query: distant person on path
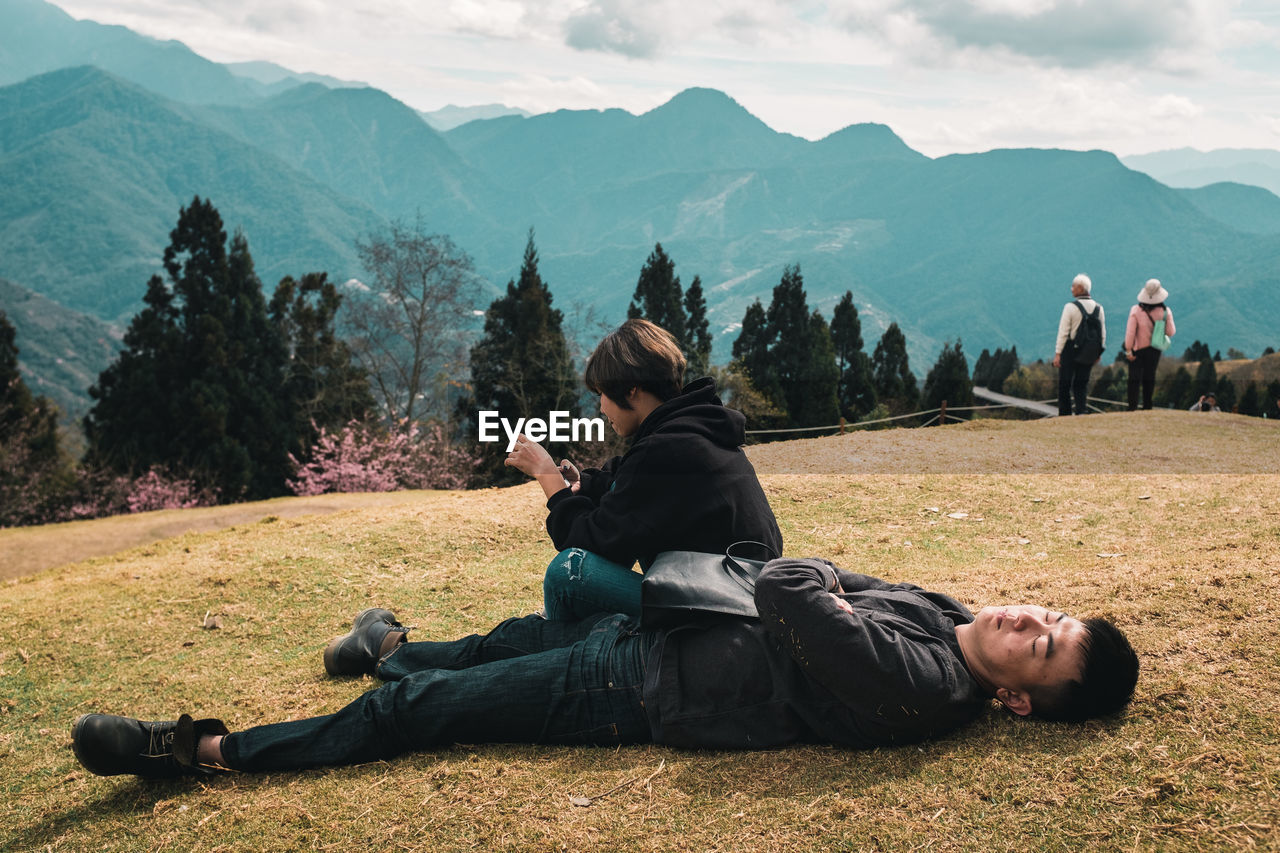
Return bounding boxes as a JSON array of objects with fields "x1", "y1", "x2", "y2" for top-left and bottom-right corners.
[
  {"x1": 502, "y1": 318, "x2": 782, "y2": 622},
  {"x1": 1190, "y1": 393, "x2": 1220, "y2": 412},
  {"x1": 1053, "y1": 274, "x2": 1106, "y2": 416},
  {"x1": 72, "y1": 557, "x2": 1140, "y2": 779},
  {"x1": 1124, "y1": 279, "x2": 1176, "y2": 411}
]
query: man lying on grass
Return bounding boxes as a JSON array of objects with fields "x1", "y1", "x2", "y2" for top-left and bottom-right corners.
[{"x1": 72, "y1": 558, "x2": 1139, "y2": 778}]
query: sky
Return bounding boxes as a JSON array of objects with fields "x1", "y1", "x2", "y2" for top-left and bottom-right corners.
[{"x1": 53, "y1": 0, "x2": 1280, "y2": 157}]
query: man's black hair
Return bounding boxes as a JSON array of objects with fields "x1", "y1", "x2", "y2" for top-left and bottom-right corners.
[{"x1": 1030, "y1": 619, "x2": 1139, "y2": 723}]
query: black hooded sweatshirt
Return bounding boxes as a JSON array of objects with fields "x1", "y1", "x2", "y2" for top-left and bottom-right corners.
[{"x1": 545, "y1": 378, "x2": 783, "y2": 569}]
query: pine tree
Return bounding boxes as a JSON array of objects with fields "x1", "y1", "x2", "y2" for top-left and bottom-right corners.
[
  {"x1": 468, "y1": 232, "x2": 579, "y2": 485},
  {"x1": 683, "y1": 276, "x2": 712, "y2": 380},
  {"x1": 1156, "y1": 366, "x2": 1193, "y2": 409},
  {"x1": 1182, "y1": 340, "x2": 1211, "y2": 362},
  {"x1": 871, "y1": 323, "x2": 919, "y2": 414},
  {"x1": 830, "y1": 291, "x2": 876, "y2": 418},
  {"x1": 0, "y1": 310, "x2": 70, "y2": 526},
  {"x1": 765, "y1": 264, "x2": 818, "y2": 425},
  {"x1": 731, "y1": 299, "x2": 779, "y2": 406},
  {"x1": 628, "y1": 243, "x2": 686, "y2": 349},
  {"x1": 790, "y1": 310, "x2": 841, "y2": 427},
  {"x1": 86, "y1": 197, "x2": 293, "y2": 501},
  {"x1": 993, "y1": 347, "x2": 1019, "y2": 393},
  {"x1": 1214, "y1": 377, "x2": 1237, "y2": 411},
  {"x1": 270, "y1": 272, "x2": 375, "y2": 459},
  {"x1": 973, "y1": 349, "x2": 993, "y2": 388},
  {"x1": 1238, "y1": 381, "x2": 1263, "y2": 417},
  {"x1": 922, "y1": 339, "x2": 974, "y2": 422},
  {"x1": 1192, "y1": 358, "x2": 1218, "y2": 400},
  {"x1": 1267, "y1": 380, "x2": 1280, "y2": 418}
]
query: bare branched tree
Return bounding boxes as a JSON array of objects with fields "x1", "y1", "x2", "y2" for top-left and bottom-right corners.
[{"x1": 344, "y1": 219, "x2": 480, "y2": 425}]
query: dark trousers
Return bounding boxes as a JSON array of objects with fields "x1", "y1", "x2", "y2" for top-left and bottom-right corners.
[
  {"x1": 219, "y1": 613, "x2": 656, "y2": 772},
  {"x1": 1127, "y1": 347, "x2": 1162, "y2": 410},
  {"x1": 1057, "y1": 345, "x2": 1093, "y2": 415}
]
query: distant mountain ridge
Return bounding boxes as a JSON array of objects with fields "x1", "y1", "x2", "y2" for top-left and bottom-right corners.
[
  {"x1": 1123, "y1": 148, "x2": 1280, "y2": 197},
  {"x1": 0, "y1": 0, "x2": 256, "y2": 104}
]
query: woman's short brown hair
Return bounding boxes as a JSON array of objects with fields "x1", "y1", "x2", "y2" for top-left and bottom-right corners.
[{"x1": 584, "y1": 318, "x2": 686, "y2": 409}]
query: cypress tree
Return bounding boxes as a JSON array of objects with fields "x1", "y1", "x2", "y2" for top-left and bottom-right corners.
[
  {"x1": 1214, "y1": 376, "x2": 1237, "y2": 412},
  {"x1": 0, "y1": 310, "x2": 69, "y2": 526},
  {"x1": 973, "y1": 349, "x2": 993, "y2": 388},
  {"x1": 269, "y1": 272, "x2": 375, "y2": 459},
  {"x1": 468, "y1": 232, "x2": 579, "y2": 485},
  {"x1": 628, "y1": 243, "x2": 686, "y2": 348},
  {"x1": 1156, "y1": 366, "x2": 1193, "y2": 409},
  {"x1": 731, "y1": 299, "x2": 779, "y2": 406},
  {"x1": 871, "y1": 323, "x2": 919, "y2": 414},
  {"x1": 1238, "y1": 381, "x2": 1263, "y2": 417},
  {"x1": 830, "y1": 291, "x2": 876, "y2": 419},
  {"x1": 86, "y1": 197, "x2": 293, "y2": 501},
  {"x1": 922, "y1": 339, "x2": 974, "y2": 421},
  {"x1": 1182, "y1": 340, "x2": 1211, "y2": 362},
  {"x1": 765, "y1": 264, "x2": 814, "y2": 425},
  {"x1": 790, "y1": 309, "x2": 841, "y2": 428},
  {"x1": 683, "y1": 275, "x2": 712, "y2": 380},
  {"x1": 1192, "y1": 358, "x2": 1218, "y2": 400}
]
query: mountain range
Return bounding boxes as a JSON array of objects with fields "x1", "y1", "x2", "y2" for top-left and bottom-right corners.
[{"x1": 2, "y1": 0, "x2": 1279, "y2": 420}]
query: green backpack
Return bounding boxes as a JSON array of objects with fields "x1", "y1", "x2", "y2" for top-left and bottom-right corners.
[{"x1": 1149, "y1": 307, "x2": 1171, "y2": 352}]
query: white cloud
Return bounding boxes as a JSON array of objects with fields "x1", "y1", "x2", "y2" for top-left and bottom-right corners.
[
  {"x1": 832, "y1": 0, "x2": 1226, "y2": 70},
  {"x1": 564, "y1": 0, "x2": 664, "y2": 58}
]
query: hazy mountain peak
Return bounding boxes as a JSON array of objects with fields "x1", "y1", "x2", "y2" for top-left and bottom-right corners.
[
  {"x1": 645, "y1": 87, "x2": 763, "y2": 126},
  {"x1": 814, "y1": 122, "x2": 925, "y2": 161},
  {"x1": 421, "y1": 103, "x2": 531, "y2": 131}
]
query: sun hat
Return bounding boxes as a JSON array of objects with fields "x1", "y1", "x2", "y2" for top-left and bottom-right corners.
[{"x1": 1137, "y1": 278, "x2": 1169, "y2": 304}]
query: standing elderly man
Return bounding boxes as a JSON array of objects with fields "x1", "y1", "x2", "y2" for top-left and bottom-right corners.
[{"x1": 1052, "y1": 273, "x2": 1106, "y2": 416}]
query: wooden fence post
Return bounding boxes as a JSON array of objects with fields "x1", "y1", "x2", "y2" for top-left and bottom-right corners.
[{"x1": 940, "y1": 400, "x2": 947, "y2": 424}]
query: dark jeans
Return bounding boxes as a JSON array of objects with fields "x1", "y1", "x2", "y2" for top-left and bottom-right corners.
[
  {"x1": 219, "y1": 613, "x2": 656, "y2": 773},
  {"x1": 543, "y1": 548, "x2": 642, "y2": 621},
  {"x1": 1058, "y1": 344, "x2": 1093, "y2": 415},
  {"x1": 1127, "y1": 347, "x2": 1161, "y2": 410}
]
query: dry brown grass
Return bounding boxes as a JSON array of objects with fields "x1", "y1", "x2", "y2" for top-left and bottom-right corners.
[{"x1": 2, "y1": 410, "x2": 1278, "y2": 851}]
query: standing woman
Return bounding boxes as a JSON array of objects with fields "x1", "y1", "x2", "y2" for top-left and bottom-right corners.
[
  {"x1": 504, "y1": 318, "x2": 783, "y2": 621},
  {"x1": 1124, "y1": 279, "x2": 1176, "y2": 411}
]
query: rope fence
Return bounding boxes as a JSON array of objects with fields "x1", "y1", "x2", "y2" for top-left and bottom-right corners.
[{"x1": 743, "y1": 396, "x2": 1134, "y2": 436}]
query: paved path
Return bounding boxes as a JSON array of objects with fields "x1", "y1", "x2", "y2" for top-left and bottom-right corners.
[{"x1": 972, "y1": 385, "x2": 1059, "y2": 417}]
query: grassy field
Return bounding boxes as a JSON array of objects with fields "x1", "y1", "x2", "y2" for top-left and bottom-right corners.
[{"x1": 2, "y1": 411, "x2": 1278, "y2": 851}]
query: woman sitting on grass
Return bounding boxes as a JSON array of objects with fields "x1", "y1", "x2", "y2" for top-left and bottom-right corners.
[{"x1": 500, "y1": 317, "x2": 782, "y2": 623}]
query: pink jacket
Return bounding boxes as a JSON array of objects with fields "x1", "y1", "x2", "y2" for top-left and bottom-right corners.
[{"x1": 1125, "y1": 304, "x2": 1175, "y2": 352}]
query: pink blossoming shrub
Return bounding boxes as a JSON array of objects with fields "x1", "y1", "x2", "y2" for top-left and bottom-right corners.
[
  {"x1": 125, "y1": 468, "x2": 214, "y2": 513},
  {"x1": 287, "y1": 420, "x2": 478, "y2": 496}
]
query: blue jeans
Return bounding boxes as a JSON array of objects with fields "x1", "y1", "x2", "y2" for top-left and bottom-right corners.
[
  {"x1": 219, "y1": 613, "x2": 656, "y2": 772},
  {"x1": 543, "y1": 548, "x2": 643, "y2": 621}
]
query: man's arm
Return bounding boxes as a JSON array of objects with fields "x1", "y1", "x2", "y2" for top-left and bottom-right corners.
[{"x1": 754, "y1": 558, "x2": 956, "y2": 714}]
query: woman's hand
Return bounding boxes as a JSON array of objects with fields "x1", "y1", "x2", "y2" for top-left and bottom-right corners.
[
  {"x1": 504, "y1": 435, "x2": 570, "y2": 498},
  {"x1": 559, "y1": 460, "x2": 581, "y2": 493}
]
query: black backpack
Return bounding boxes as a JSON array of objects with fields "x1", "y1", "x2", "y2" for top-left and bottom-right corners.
[{"x1": 1072, "y1": 300, "x2": 1103, "y2": 365}]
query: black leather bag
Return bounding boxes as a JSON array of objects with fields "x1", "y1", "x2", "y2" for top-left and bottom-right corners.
[{"x1": 640, "y1": 541, "x2": 779, "y2": 628}]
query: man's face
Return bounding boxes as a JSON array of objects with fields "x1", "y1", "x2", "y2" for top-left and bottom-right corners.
[{"x1": 967, "y1": 605, "x2": 1087, "y2": 707}]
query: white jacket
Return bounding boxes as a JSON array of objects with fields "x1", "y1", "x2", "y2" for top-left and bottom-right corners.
[{"x1": 1055, "y1": 298, "x2": 1106, "y2": 355}]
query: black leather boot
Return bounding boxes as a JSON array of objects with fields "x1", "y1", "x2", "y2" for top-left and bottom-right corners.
[
  {"x1": 72, "y1": 713, "x2": 230, "y2": 778},
  {"x1": 322, "y1": 608, "x2": 411, "y2": 677}
]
